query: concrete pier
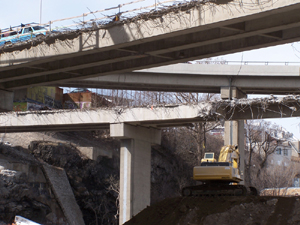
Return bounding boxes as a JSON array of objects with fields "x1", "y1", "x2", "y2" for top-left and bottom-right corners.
[
  {"x1": 0, "y1": 89, "x2": 13, "y2": 112},
  {"x1": 221, "y1": 87, "x2": 246, "y2": 183},
  {"x1": 110, "y1": 123, "x2": 161, "y2": 224}
]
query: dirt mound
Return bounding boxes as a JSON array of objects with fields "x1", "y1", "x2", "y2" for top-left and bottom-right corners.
[{"x1": 125, "y1": 196, "x2": 300, "y2": 225}]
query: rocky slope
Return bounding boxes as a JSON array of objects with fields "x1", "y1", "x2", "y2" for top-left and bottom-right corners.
[
  {"x1": 0, "y1": 131, "x2": 192, "y2": 224},
  {"x1": 0, "y1": 144, "x2": 68, "y2": 224}
]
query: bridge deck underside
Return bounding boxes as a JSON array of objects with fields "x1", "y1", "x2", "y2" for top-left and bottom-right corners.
[
  {"x1": 1, "y1": 1, "x2": 300, "y2": 90},
  {"x1": 57, "y1": 72, "x2": 300, "y2": 95}
]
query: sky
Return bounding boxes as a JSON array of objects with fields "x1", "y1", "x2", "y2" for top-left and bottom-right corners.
[
  {"x1": 1, "y1": 0, "x2": 300, "y2": 138},
  {"x1": 0, "y1": 0, "x2": 169, "y2": 29},
  {"x1": 214, "y1": 44, "x2": 300, "y2": 139}
]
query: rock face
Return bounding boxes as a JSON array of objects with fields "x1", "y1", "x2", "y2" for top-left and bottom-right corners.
[
  {"x1": 0, "y1": 144, "x2": 68, "y2": 224},
  {"x1": 29, "y1": 141, "x2": 120, "y2": 225},
  {"x1": 29, "y1": 141, "x2": 192, "y2": 224},
  {"x1": 0, "y1": 134, "x2": 197, "y2": 224},
  {"x1": 124, "y1": 196, "x2": 300, "y2": 225},
  {"x1": 151, "y1": 145, "x2": 194, "y2": 204}
]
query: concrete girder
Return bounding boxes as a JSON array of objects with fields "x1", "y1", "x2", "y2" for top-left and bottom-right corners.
[
  {"x1": 161, "y1": 30, "x2": 300, "y2": 60},
  {"x1": 0, "y1": 124, "x2": 110, "y2": 133},
  {"x1": 122, "y1": 9, "x2": 300, "y2": 56},
  {"x1": 56, "y1": 67, "x2": 300, "y2": 95},
  {"x1": 3, "y1": 55, "x2": 167, "y2": 89},
  {"x1": 0, "y1": 51, "x2": 144, "y2": 83},
  {"x1": 2, "y1": 1, "x2": 300, "y2": 89}
]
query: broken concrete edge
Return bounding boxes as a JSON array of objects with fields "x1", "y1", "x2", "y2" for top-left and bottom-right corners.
[
  {"x1": 1, "y1": 94, "x2": 298, "y2": 116},
  {"x1": 0, "y1": 0, "x2": 229, "y2": 54},
  {"x1": 41, "y1": 164, "x2": 85, "y2": 225}
]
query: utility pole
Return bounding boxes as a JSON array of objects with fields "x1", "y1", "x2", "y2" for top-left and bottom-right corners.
[{"x1": 40, "y1": 0, "x2": 42, "y2": 24}]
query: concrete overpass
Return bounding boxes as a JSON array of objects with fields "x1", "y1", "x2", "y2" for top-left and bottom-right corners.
[
  {"x1": 57, "y1": 64, "x2": 300, "y2": 95},
  {"x1": 1, "y1": 95, "x2": 300, "y2": 223},
  {"x1": 2, "y1": 0, "x2": 300, "y2": 223},
  {"x1": 2, "y1": 63, "x2": 300, "y2": 112},
  {"x1": 1, "y1": 96, "x2": 300, "y2": 133},
  {"x1": 1, "y1": 0, "x2": 300, "y2": 91},
  {"x1": 1, "y1": 91, "x2": 300, "y2": 224}
]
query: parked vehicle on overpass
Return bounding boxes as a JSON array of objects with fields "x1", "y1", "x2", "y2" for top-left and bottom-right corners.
[{"x1": 0, "y1": 23, "x2": 49, "y2": 47}]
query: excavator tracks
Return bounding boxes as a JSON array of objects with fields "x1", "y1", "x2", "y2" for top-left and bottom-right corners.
[{"x1": 182, "y1": 184, "x2": 257, "y2": 197}]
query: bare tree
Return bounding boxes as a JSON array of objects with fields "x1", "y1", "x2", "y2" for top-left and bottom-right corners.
[
  {"x1": 245, "y1": 120, "x2": 282, "y2": 186},
  {"x1": 254, "y1": 162, "x2": 300, "y2": 193}
]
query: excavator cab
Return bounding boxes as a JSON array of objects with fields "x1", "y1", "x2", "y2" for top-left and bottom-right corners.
[
  {"x1": 194, "y1": 145, "x2": 242, "y2": 183},
  {"x1": 201, "y1": 152, "x2": 217, "y2": 163}
]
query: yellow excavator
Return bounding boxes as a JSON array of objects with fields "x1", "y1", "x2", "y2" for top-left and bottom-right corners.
[{"x1": 182, "y1": 145, "x2": 257, "y2": 196}]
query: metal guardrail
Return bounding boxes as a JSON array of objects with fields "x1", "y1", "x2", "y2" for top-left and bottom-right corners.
[{"x1": 193, "y1": 60, "x2": 300, "y2": 65}]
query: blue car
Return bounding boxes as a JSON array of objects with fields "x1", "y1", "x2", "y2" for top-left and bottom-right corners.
[{"x1": 0, "y1": 24, "x2": 49, "y2": 47}]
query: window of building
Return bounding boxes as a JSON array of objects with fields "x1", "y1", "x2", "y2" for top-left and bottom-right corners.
[
  {"x1": 276, "y1": 148, "x2": 282, "y2": 155},
  {"x1": 294, "y1": 178, "x2": 300, "y2": 187},
  {"x1": 284, "y1": 149, "x2": 288, "y2": 156}
]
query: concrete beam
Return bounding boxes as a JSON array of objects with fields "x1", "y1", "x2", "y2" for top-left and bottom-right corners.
[
  {"x1": 221, "y1": 87, "x2": 247, "y2": 99},
  {"x1": 55, "y1": 64, "x2": 300, "y2": 95},
  {"x1": 0, "y1": 89, "x2": 13, "y2": 112},
  {"x1": 110, "y1": 123, "x2": 161, "y2": 144},
  {"x1": 110, "y1": 123, "x2": 161, "y2": 224}
]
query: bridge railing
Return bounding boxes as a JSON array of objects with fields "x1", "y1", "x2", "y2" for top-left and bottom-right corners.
[
  {"x1": 193, "y1": 60, "x2": 300, "y2": 66},
  {"x1": 1, "y1": 0, "x2": 193, "y2": 40}
]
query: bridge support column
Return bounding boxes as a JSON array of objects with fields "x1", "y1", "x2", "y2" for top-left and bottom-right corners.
[
  {"x1": 221, "y1": 87, "x2": 246, "y2": 184},
  {"x1": 0, "y1": 89, "x2": 14, "y2": 112},
  {"x1": 110, "y1": 123, "x2": 161, "y2": 225}
]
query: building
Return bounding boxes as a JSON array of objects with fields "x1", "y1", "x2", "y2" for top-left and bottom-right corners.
[
  {"x1": 268, "y1": 140, "x2": 300, "y2": 187},
  {"x1": 13, "y1": 86, "x2": 63, "y2": 111},
  {"x1": 63, "y1": 88, "x2": 112, "y2": 109}
]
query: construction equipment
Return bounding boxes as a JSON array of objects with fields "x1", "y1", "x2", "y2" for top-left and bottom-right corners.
[{"x1": 182, "y1": 145, "x2": 257, "y2": 196}]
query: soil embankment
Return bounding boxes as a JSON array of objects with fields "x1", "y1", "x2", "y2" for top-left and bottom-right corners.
[{"x1": 125, "y1": 196, "x2": 300, "y2": 225}]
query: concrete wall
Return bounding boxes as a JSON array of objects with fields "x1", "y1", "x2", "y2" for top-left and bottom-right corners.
[{"x1": 77, "y1": 146, "x2": 112, "y2": 159}]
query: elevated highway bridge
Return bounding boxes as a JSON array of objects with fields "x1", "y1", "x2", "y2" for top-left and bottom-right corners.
[
  {"x1": 58, "y1": 64, "x2": 300, "y2": 95},
  {"x1": 1, "y1": 94, "x2": 300, "y2": 224},
  {"x1": 1, "y1": 96, "x2": 300, "y2": 133},
  {"x1": 2, "y1": 1, "x2": 300, "y2": 224},
  {"x1": 1, "y1": 0, "x2": 300, "y2": 90}
]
